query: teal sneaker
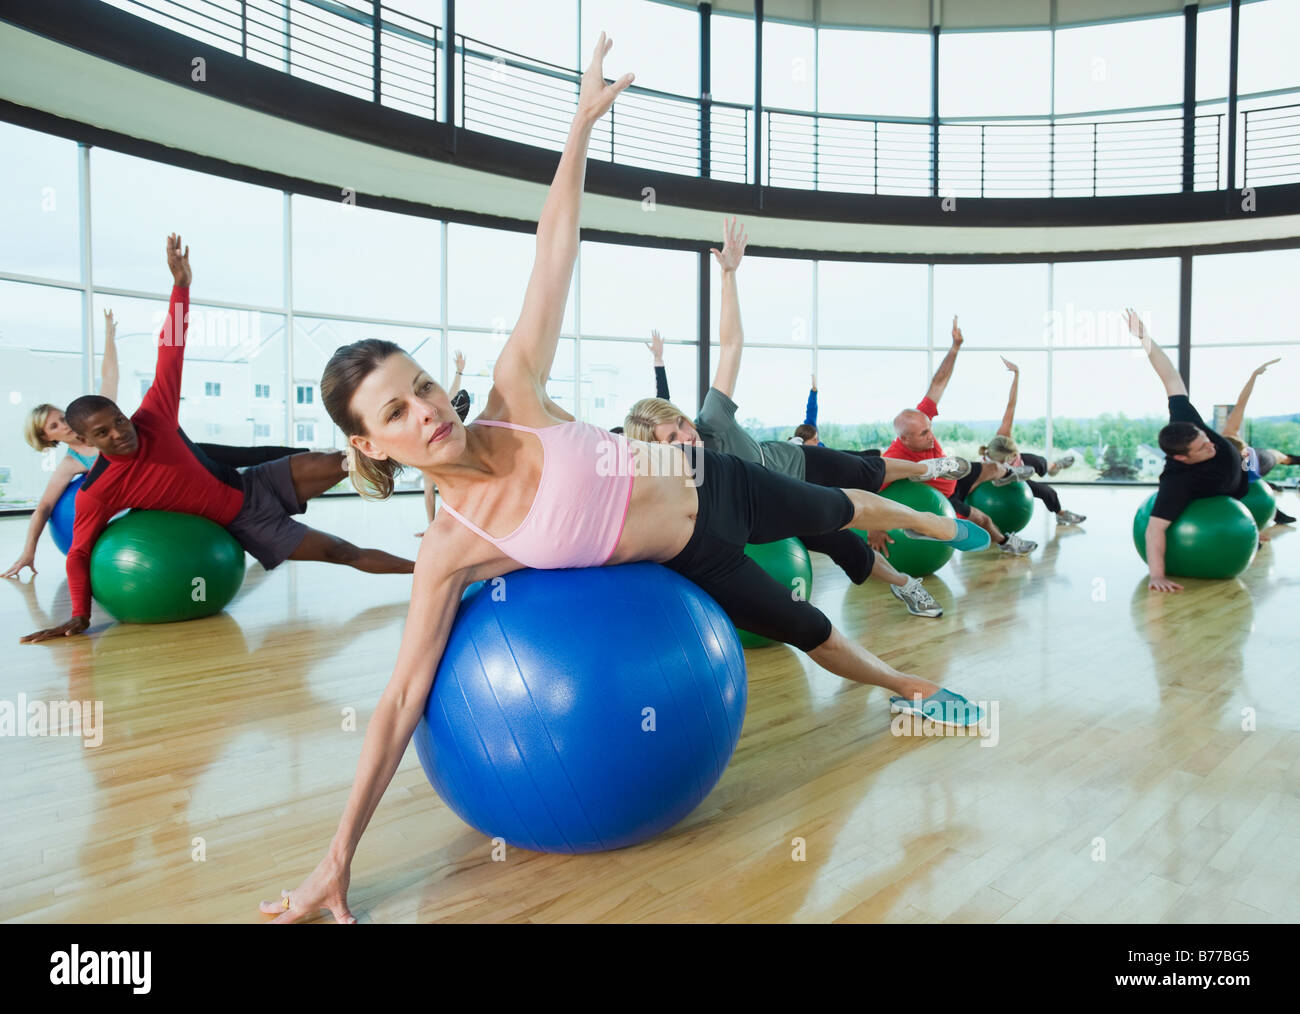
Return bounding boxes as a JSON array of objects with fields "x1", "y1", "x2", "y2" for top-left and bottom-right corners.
[
  {"x1": 900, "y1": 517, "x2": 991, "y2": 552},
  {"x1": 889, "y1": 688, "x2": 984, "y2": 729}
]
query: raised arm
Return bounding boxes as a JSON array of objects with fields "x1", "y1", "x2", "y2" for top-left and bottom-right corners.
[
  {"x1": 100, "y1": 309, "x2": 119, "y2": 404},
  {"x1": 709, "y1": 217, "x2": 748, "y2": 400},
  {"x1": 996, "y1": 357, "x2": 1019, "y2": 438},
  {"x1": 492, "y1": 35, "x2": 632, "y2": 416},
  {"x1": 925, "y1": 316, "x2": 964, "y2": 405},
  {"x1": 1223, "y1": 358, "x2": 1281, "y2": 438},
  {"x1": 648, "y1": 330, "x2": 670, "y2": 400},
  {"x1": 804, "y1": 374, "x2": 817, "y2": 427},
  {"x1": 138, "y1": 234, "x2": 193, "y2": 423},
  {"x1": 262, "y1": 544, "x2": 480, "y2": 922},
  {"x1": 446, "y1": 349, "x2": 465, "y2": 397},
  {"x1": 1125, "y1": 308, "x2": 1186, "y2": 399}
]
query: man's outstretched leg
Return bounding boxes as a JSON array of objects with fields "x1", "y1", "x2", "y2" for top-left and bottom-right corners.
[
  {"x1": 288, "y1": 450, "x2": 350, "y2": 502},
  {"x1": 289, "y1": 529, "x2": 414, "y2": 574}
]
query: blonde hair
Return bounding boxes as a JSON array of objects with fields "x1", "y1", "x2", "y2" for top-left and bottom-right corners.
[
  {"x1": 24, "y1": 404, "x2": 60, "y2": 453},
  {"x1": 982, "y1": 434, "x2": 1019, "y2": 463},
  {"x1": 623, "y1": 397, "x2": 689, "y2": 443}
]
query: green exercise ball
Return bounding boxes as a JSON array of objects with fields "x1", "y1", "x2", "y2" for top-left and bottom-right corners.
[
  {"x1": 1241, "y1": 479, "x2": 1277, "y2": 530},
  {"x1": 968, "y1": 480, "x2": 1035, "y2": 534},
  {"x1": 89, "y1": 511, "x2": 246, "y2": 624},
  {"x1": 1132, "y1": 493, "x2": 1257, "y2": 580},
  {"x1": 854, "y1": 481, "x2": 956, "y2": 578},
  {"x1": 736, "y1": 538, "x2": 813, "y2": 649}
]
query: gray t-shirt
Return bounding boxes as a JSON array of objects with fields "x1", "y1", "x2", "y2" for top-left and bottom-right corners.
[{"x1": 695, "y1": 387, "x2": 806, "y2": 480}]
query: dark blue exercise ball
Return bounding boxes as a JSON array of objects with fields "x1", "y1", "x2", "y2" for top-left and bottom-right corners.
[
  {"x1": 413, "y1": 563, "x2": 748, "y2": 854},
  {"x1": 49, "y1": 474, "x2": 85, "y2": 555}
]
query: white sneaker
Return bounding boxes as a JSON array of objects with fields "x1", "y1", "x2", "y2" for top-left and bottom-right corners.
[
  {"x1": 890, "y1": 577, "x2": 943, "y2": 617},
  {"x1": 992, "y1": 464, "x2": 1036, "y2": 487},
  {"x1": 1049, "y1": 454, "x2": 1075, "y2": 475},
  {"x1": 998, "y1": 533, "x2": 1037, "y2": 555},
  {"x1": 1055, "y1": 509, "x2": 1086, "y2": 525},
  {"x1": 911, "y1": 456, "x2": 971, "y2": 482}
]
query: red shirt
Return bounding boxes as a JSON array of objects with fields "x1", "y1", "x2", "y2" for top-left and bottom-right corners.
[
  {"x1": 68, "y1": 286, "x2": 246, "y2": 617},
  {"x1": 882, "y1": 396, "x2": 955, "y2": 496}
]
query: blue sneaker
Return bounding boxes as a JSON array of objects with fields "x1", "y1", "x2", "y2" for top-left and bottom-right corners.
[
  {"x1": 900, "y1": 518, "x2": 991, "y2": 552},
  {"x1": 889, "y1": 688, "x2": 984, "y2": 729}
]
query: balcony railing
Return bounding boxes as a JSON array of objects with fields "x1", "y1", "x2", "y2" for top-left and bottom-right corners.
[{"x1": 94, "y1": 0, "x2": 1300, "y2": 197}]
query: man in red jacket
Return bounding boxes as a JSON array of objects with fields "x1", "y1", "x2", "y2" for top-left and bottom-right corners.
[
  {"x1": 22, "y1": 234, "x2": 414, "y2": 644},
  {"x1": 879, "y1": 315, "x2": 1038, "y2": 557}
]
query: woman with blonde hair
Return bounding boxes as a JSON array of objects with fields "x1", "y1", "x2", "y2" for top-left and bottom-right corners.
[
  {"x1": 979, "y1": 357, "x2": 1085, "y2": 527},
  {"x1": 1219, "y1": 358, "x2": 1296, "y2": 525},
  {"x1": 263, "y1": 37, "x2": 987, "y2": 923}
]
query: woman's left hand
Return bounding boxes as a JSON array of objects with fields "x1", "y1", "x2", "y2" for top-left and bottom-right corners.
[{"x1": 576, "y1": 33, "x2": 634, "y2": 126}]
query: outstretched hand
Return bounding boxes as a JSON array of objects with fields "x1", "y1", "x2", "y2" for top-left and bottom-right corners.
[
  {"x1": 166, "y1": 233, "x2": 192, "y2": 287},
  {"x1": 454, "y1": 349, "x2": 466, "y2": 374},
  {"x1": 646, "y1": 329, "x2": 665, "y2": 363},
  {"x1": 1000, "y1": 356, "x2": 1018, "y2": 373},
  {"x1": 103, "y1": 308, "x2": 116, "y2": 338},
  {"x1": 709, "y1": 216, "x2": 747, "y2": 273},
  {"x1": 951, "y1": 316, "x2": 964, "y2": 347},
  {"x1": 20, "y1": 615, "x2": 90, "y2": 644},
  {"x1": 1123, "y1": 308, "x2": 1151, "y2": 347},
  {"x1": 1253, "y1": 357, "x2": 1281, "y2": 376},
  {"x1": 260, "y1": 856, "x2": 356, "y2": 925},
  {"x1": 576, "y1": 33, "x2": 634, "y2": 127}
]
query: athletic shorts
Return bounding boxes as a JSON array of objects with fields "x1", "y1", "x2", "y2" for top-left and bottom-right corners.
[{"x1": 225, "y1": 456, "x2": 310, "y2": 569}]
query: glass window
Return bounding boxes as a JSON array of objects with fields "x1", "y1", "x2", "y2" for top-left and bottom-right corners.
[
  {"x1": 814, "y1": 350, "x2": 930, "y2": 451},
  {"x1": 296, "y1": 421, "x2": 315, "y2": 443},
  {"x1": 932, "y1": 350, "x2": 1049, "y2": 465},
  {"x1": 1238, "y1": 0, "x2": 1300, "y2": 96},
  {"x1": 710, "y1": 11, "x2": 754, "y2": 106},
  {"x1": 0, "y1": 281, "x2": 83, "y2": 508},
  {"x1": 1051, "y1": 349, "x2": 1171, "y2": 480},
  {"x1": 940, "y1": 31, "x2": 1051, "y2": 119},
  {"x1": 932, "y1": 264, "x2": 1051, "y2": 348},
  {"x1": 1051, "y1": 258, "x2": 1181, "y2": 352},
  {"x1": 205, "y1": 381, "x2": 222, "y2": 397},
  {"x1": 1192, "y1": 249, "x2": 1300, "y2": 345},
  {"x1": 91, "y1": 150, "x2": 283, "y2": 307},
  {"x1": 709, "y1": 257, "x2": 813, "y2": 345},
  {"x1": 1196, "y1": 5, "x2": 1231, "y2": 103},
  {"x1": 712, "y1": 346, "x2": 814, "y2": 433},
  {"x1": 582, "y1": 0, "x2": 697, "y2": 97},
  {"x1": 579, "y1": 242, "x2": 695, "y2": 340},
  {"x1": 292, "y1": 196, "x2": 439, "y2": 322},
  {"x1": 447, "y1": 224, "x2": 576, "y2": 334},
  {"x1": 761, "y1": 20, "x2": 816, "y2": 112},
  {"x1": 817, "y1": 261, "x2": 929, "y2": 347},
  {"x1": 458, "y1": 0, "x2": 575, "y2": 68},
  {"x1": 0, "y1": 122, "x2": 81, "y2": 283},
  {"x1": 1054, "y1": 16, "x2": 1184, "y2": 116},
  {"x1": 578, "y1": 336, "x2": 698, "y2": 429},
  {"x1": 818, "y1": 28, "x2": 931, "y2": 119}
]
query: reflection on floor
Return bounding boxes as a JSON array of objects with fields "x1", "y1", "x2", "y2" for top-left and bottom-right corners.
[{"x1": 2, "y1": 485, "x2": 1298, "y2": 923}]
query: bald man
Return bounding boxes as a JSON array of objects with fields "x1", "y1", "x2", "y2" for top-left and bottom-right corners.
[{"x1": 878, "y1": 316, "x2": 1038, "y2": 556}]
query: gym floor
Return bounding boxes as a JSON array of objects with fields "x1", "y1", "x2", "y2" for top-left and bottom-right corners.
[{"x1": 2, "y1": 484, "x2": 1298, "y2": 923}]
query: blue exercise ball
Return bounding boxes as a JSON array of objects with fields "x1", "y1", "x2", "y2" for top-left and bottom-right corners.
[
  {"x1": 413, "y1": 563, "x2": 748, "y2": 854},
  {"x1": 49, "y1": 474, "x2": 85, "y2": 555}
]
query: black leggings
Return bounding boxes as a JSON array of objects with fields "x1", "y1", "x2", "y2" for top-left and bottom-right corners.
[
  {"x1": 1020, "y1": 452, "x2": 1061, "y2": 513},
  {"x1": 800, "y1": 444, "x2": 888, "y2": 493},
  {"x1": 665, "y1": 448, "x2": 854, "y2": 652},
  {"x1": 197, "y1": 444, "x2": 304, "y2": 468}
]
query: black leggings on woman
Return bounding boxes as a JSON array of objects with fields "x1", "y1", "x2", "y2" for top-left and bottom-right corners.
[
  {"x1": 196, "y1": 444, "x2": 304, "y2": 468},
  {"x1": 1020, "y1": 452, "x2": 1061, "y2": 514},
  {"x1": 664, "y1": 447, "x2": 854, "y2": 652},
  {"x1": 794, "y1": 444, "x2": 885, "y2": 583}
]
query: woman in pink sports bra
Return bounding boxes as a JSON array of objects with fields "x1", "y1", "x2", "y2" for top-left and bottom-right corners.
[{"x1": 261, "y1": 36, "x2": 986, "y2": 924}]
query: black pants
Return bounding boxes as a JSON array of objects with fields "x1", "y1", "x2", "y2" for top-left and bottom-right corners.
[
  {"x1": 665, "y1": 448, "x2": 854, "y2": 652},
  {"x1": 197, "y1": 444, "x2": 304, "y2": 468},
  {"x1": 1020, "y1": 452, "x2": 1061, "y2": 513},
  {"x1": 801, "y1": 444, "x2": 888, "y2": 492}
]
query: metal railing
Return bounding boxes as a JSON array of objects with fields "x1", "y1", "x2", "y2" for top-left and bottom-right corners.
[{"x1": 94, "y1": 0, "x2": 1300, "y2": 196}]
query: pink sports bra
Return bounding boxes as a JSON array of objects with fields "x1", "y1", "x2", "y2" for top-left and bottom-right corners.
[{"x1": 439, "y1": 419, "x2": 636, "y2": 570}]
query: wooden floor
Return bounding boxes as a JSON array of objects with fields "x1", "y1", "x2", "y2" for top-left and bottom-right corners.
[{"x1": 3, "y1": 485, "x2": 1299, "y2": 923}]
